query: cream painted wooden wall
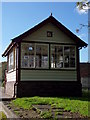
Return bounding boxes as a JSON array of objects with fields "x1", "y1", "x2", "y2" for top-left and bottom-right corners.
[
  {"x1": 23, "y1": 23, "x2": 76, "y2": 44},
  {"x1": 7, "y1": 71, "x2": 16, "y2": 82}
]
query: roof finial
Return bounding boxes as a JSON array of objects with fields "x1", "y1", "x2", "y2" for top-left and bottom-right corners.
[{"x1": 51, "y1": 13, "x2": 52, "y2": 16}]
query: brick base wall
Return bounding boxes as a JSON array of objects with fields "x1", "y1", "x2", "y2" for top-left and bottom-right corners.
[
  {"x1": 5, "y1": 81, "x2": 15, "y2": 97},
  {"x1": 17, "y1": 81, "x2": 82, "y2": 97}
]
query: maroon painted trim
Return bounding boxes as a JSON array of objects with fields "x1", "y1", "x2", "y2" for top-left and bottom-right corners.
[
  {"x1": 21, "y1": 40, "x2": 77, "y2": 45},
  {"x1": 16, "y1": 43, "x2": 21, "y2": 83},
  {"x1": 16, "y1": 44, "x2": 18, "y2": 83},
  {"x1": 21, "y1": 68, "x2": 76, "y2": 71},
  {"x1": 2, "y1": 42, "x2": 16, "y2": 57},
  {"x1": 12, "y1": 16, "x2": 87, "y2": 47},
  {"x1": 2, "y1": 16, "x2": 87, "y2": 57},
  {"x1": 7, "y1": 55, "x2": 9, "y2": 72},
  {"x1": 18, "y1": 43, "x2": 21, "y2": 83},
  {"x1": 76, "y1": 46, "x2": 81, "y2": 83},
  {"x1": 17, "y1": 81, "x2": 79, "y2": 83}
]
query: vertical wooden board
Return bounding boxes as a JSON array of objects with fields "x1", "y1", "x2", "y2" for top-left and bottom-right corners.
[{"x1": 7, "y1": 71, "x2": 16, "y2": 82}]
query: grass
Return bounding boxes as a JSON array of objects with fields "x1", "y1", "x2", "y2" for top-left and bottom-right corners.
[
  {"x1": 12, "y1": 90, "x2": 90, "y2": 118},
  {"x1": 13, "y1": 110, "x2": 19, "y2": 115},
  {"x1": 40, "y1": 111, "x2": 53, "y2": 119},
  {"x1": 0, "y1": 111, "x2": 7, "y2": 120}
]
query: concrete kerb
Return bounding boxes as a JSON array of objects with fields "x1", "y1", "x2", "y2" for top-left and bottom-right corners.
[{"x1": 2, "y1": 102, "x2": 18, "y2": 118}]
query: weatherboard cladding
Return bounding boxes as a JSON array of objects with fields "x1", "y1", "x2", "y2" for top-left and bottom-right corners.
[
  {"x1": 22, "y1": 22, "x2": 76, "y2": 43},
  {"x1": 21, "y1": 70, "x2": 77, "y2": 81},
  {"x1": 7, "y1": 71, "x2": 16, "y2": 82}
]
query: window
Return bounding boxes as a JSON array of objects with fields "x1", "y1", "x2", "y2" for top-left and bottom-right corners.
[
  {"x1": 21, "y1": 43, "x2": 49, "y2": 68},
  {"x1": 64, "y1": 46, "x2": 75, "y2": 68},
  {"x1": 51, "y1": 45, "x2": 63, "y2": 68},
  {"x1": 21, "y1": 42, "x2": 76, "y2": 69},
  {"x1": 51, "y1": 44, "x2": 76, "y2": 69},
  {"x1": 8, "y1": 51, "x2": 14, "y2": 71},
  {"x1": 47, "y1": 31, "x2": 53, "y2": 37},
  {"x1": 21, "y1": 43, "x2": 35, "y2": 68},
  {"x1": 36, "y1": 44, "x2": 48, "y2": 68}
]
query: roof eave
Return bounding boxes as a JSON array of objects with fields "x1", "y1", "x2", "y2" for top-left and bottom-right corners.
[
  {"x1": 2, "y1": 15, "x2": 88, "y2": 57},
  {"x1": 2, "y1": 41, "x2": 16, "y2": 57},
  {"x1": 12, "y1": 16, "x2": 87, "y2": 48}
]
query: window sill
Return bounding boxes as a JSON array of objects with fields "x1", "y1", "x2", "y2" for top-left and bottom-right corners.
[
  {"x1": 8, "y1": 69, "x2": 16, "y2": 73},
  {"x1": 21, "y1": 67, "x2": 76, "y2": 71}
]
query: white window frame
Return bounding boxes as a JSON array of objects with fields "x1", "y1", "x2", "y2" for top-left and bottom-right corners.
[
  {"x1": 21, "y1": 43, "x2": 49, "y2": 69},
  {"x1": 8, "y1": 51, "x2": 14, "y2": 71},
  {"x1": 50, "y1": 44, "x2": 76, "y2": 69},
  {"x1": 35, "y1": 43, "x2": 49, "y2": 69},
  {"x1": 21, "y1": 42, "x2": 76, "y2": 70}
]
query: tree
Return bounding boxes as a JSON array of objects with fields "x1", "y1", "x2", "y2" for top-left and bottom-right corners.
[
  {"x1": 76, "y1": 0, "x2": 90, "y2": 12},
  {"x1": 76, "y1": 0, "x2": 90, "y2": 33}
]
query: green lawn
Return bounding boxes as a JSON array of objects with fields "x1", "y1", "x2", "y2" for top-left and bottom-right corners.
[{"x1": 12, "y1": 91, "x2": 90, "y2": 118}]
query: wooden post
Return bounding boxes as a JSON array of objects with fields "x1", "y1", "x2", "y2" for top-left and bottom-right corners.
[{"x1": 77, "y1": 46, "x2": 81, "y2": 83}]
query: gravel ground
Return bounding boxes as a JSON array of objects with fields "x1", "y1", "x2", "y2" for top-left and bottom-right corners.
[{"x1": 3, "y1": 101, "x2": 88, "y2": 119}]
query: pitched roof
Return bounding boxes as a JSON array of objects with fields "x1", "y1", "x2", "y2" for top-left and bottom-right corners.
[{"x1": 2, "y1": 15, "x2": 88, "y2": 57}]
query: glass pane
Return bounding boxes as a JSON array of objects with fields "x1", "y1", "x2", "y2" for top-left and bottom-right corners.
[
  {"x1": 69, "y1": 46, "x2": 75, "y2": 67},
  {"x1": 51, "y1": 45, "x2": 63, "y2": 68},
  {"x1": 64, "y1": 46, "x2": 70, "y2": 68},
  {"x1": 64, "y1": 46, "x2": 75, "y2": 68},
  {"x1": 21, "y1": 43, "x2": 49, "y2": 68},
  {"x1": 36, "y1": 45, "x2": 42, "y2": 68},
  {"x1": 21, "y1": 43, "x2": 35, "y2": 68},
  {"x1": 8, "y1": 51, "x2": 14, "y2": 70},
  {"x1": 36, "y1": 44, "x2": 48, "y2": 68}
]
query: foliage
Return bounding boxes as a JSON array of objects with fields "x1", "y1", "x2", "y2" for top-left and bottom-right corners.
[
  {"x1": 76, "y1": 0, "x2": 90, "y2": 11},
  {"x1": 76, "y1": 0, "x2": 90, "y2": 33},
  {"x1": 0, "y1": 111, "x2": 7, "y2": 120}
]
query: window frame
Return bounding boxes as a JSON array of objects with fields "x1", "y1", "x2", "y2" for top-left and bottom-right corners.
[
  {"x1": 35, "y1": 43, "x2": 49, "y2": 69},
  {"x1": 21, "y1": 42, "x2": 49, "y2": 69},
  {"x1": 8, "y1": 50, "x2": 14, "y2": 71},
  {"x1": 47, "y1": 31, "x2": 53, "y2": 37},
  {"x1": 21, "y1": 42, "x2": 76, "y2": 70},
  {"x1": 50, "y1": 44, "x2": 64, "y2": 69},
  {"x1": 50, "y1": 44, "x2": 76, "y2": 70}
]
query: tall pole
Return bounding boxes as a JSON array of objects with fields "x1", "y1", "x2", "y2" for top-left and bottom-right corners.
[
  {"x1": 88, "y1": 7, "x2": 90, "y2": 91},
  {"x1": 88, "y1": 9, "x2": 90, "y2": 63}
]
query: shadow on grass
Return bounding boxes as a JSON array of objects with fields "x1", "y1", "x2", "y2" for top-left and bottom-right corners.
[{"x1": 57, "y1": 90, "x2": 90, "y2": 102}]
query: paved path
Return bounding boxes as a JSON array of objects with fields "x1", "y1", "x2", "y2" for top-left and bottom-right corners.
[
  {"x1": 0, "y1": 82, "x2": 13, "y2": 99},
  {"x1": 0, "y1": 86, "x2": 18, "y2": 118},
  {"x1": 0, "y1": 86, "x2": 9, "y2": 115},
  {"x1": 0, "y1": 102, "x2": 3, "y2": 111},
  {"x1": 0, "y1": 87, "x2": 11, "y2": 99}
]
